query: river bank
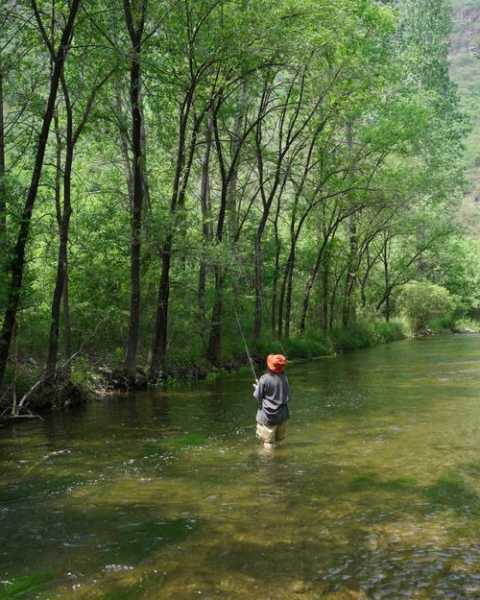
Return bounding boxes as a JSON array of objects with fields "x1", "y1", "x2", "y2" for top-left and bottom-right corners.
[
  {"x1": 2, "y1": 316, "x2": 470, "y2": 421},
  {"x1": 0, "y1": 319, "x2": 408, "y2": 421}
]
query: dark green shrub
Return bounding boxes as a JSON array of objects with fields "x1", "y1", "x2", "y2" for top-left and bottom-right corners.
[
  {"x1": 373, "y1": 319, "x2": 408, "y2": 343},
  {"x1": 331, "y1": 319, "x2": 407, "y2": 352},
  {"x1": 283, "y1": 335, "x2": 333, "y2": 359},
  {"x1": 331, "y1": 321, "x2": 378, "y2": 352}
]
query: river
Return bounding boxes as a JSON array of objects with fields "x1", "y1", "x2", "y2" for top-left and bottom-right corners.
[{"x1": 2, "y1": 335, "x2": 480, "y2": 599}]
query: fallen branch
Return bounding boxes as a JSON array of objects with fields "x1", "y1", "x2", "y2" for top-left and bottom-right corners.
[
  {"x1": 8, "y1": 317, "x2": 107, "y2": 418},
  {"x1": 0, "y1": 404, "x2": 44, "y2": 423},
  {"x1": 17, "y1": 349, "x2": 85, "y2": 414}
]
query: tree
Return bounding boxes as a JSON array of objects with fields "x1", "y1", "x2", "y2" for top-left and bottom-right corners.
[
  {"x1": 0, "y1": 0, "x2": 81, "y2": 390},
  {"x1": 398, "y1": 281, "x2": 456, "y2": 332},
  {"x1": 123, "y1": 0, "x2": 147, "y2": 385}
]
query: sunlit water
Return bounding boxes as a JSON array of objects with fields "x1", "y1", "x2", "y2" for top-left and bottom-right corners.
[{"x1": 2, "y1": 336, "x2": 480, "y2": 599}]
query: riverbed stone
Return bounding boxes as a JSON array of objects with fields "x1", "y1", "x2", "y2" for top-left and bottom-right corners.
[{"x1": 290, "y1": 580, "x2": 311, "y2": 593}]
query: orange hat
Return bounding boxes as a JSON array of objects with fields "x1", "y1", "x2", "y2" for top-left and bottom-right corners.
[{"x1": 267, "y1": 354, "x2": 287, "y2": 374}]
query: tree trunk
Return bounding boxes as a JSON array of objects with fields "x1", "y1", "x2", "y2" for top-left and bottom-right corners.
[
  {"x1": 0, "y1": 0, "x2": 81, "y2": 389},
  {"x1": 285, "y1": 249, "x2": 296, "y2": 338},
  {"x1": 46, "y1": 156, "x2": 72, "y2": 380},
  {"x1": 198, "y1": 263, "x2": 207, "y2": 326},
  {"x1": 206, "y1": 265, "x2": 224, "y2": 365},
  {"x1": 342, "y1": 212, "x2": 358, "y2": 327},
  {"x1": 149, "y1": 90, "x2": 198, "y2": 382},
  {"x1": 299, "y1": 237, "x2": 330, "y2": 334},
  {"x1": 198, "y1": 118, "x2": 213, "y2": 324},
  {"x1": 330, "y1": 265, "x2": 347, "y2": 331},
  {"x1": 385, "y1": 292, "x2": 391, "y2": 322},
  {"x1": 0, "y1": 65, "x2": 6, "y2": 267},
  {"x1": 46, "y1": 114, "x2": 73, "y2": 381},
  {"x1": 115, "y1": 82, "x2": 134, "y2": 203},
  {"x1": 383, "y1": 237, "x2": 391, "y2": 322},
  {"x1": 299, "y1": 267, "x2": 315, "y2": 335},
  {"x1": 149, "y1": 239, "x2": 172, "y2": 381},
  {"x1": 124, "y1": 8, "x2": 145, "y2": 384},
  {"x1": 321, "y1": 252, "x2": 330, "y2": 333},
  {"x1": 342, "y1": 122, "x2": 357, "y2": 327},
  {"x1": 279, "y1": 222, "x2": 304, "y2": 338},
  {"x1": 271, "y1": 198, "x2": 281, "y2": 337},
  {"x1": 139, "y1": 91, "x2": 152, "y2": 263},
  {"x1": 10, "y1": 322, "x2": 17, "y2": 416},
  {"x1": 277, "y1": 250, "x2": 292, "y2": 339},
  {"x1": 253, "y1": 225, "x2": 265, "y2": 341},
  {"x1": 62, "y1": 265, "x2": 72, "y2": 372},
  {"x1": 360, "y1": 248, "x2": 371, "y2": 308},
  {"x1": 226, "y1": 80, "x2": 247, "y2": 242}
]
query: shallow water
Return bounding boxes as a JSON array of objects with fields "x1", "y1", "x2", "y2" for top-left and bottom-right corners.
[{"x1": 2, "y1": 336, "x2": 480, "y2": 599}]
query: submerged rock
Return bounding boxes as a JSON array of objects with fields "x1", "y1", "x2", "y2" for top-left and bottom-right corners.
[{"x1": 290, "y1": 580, "x2": 311, "y2": 594}]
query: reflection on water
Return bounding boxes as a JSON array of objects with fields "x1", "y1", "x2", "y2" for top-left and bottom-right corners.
[{"x1": 2, "y1": 336, "x2": 480, "y2": 598}]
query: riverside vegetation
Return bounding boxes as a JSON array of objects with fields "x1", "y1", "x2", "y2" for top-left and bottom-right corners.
[{"x1": 1, "y1": 0, "x2": 479, "y2": 415}]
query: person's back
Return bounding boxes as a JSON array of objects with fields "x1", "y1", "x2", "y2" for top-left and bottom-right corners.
[{"x1": 253, "y1": 354, "x2": 291, "y2": 448}]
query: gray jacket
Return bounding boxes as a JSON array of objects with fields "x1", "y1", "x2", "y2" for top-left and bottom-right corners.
[{"x1": 253, "y1": 372, "x2": 290, "y2": 426}]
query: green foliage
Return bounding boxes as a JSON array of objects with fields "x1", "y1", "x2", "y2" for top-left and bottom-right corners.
[
  {"x1": 372, "y1": 319, "x2": 409, "y2": 343},
  {"x1": 70, "y1": 356, "x2": 95, "y2": 389},
  {"x1": 452, "y1": 317, "x2": 480, "y2": 333},
  {"x1": 398, "y1": 281, "x2": 456, "y2": 333},
  {"x1": 283, "y1": 336, "x2": 334, "y2": 359},
  {"x1": 426, "y1": 237, "x2": 480, "y2": 315},
  {"x1": 331, "y1": 319, "x2": 408, "y2": 352},
  {"x1": 428, "y1": 315, "x2": 456, "y2": 334},
  {"x1": 256, "y1": 334, "x2": 333, "y2": 361},
  {"x1": 0, "y1": 0, "x2": 473, "y2": 389}
]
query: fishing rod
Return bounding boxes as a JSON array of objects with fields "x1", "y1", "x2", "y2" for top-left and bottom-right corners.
[
  {"x1": 234, "y1": 310, "x2": 263, "y2": 411},
  {"x1": 234, "y1": 309, "x2": 258, "y2": 383}
]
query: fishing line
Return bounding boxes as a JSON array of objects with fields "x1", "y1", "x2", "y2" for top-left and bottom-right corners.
[{"x1": 234, "y1": 308, "x2": 258, "y2": 382}]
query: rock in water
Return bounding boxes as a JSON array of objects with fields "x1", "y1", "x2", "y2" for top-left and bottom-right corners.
[{"x1": 290, "y1": 580, "x2": 308, "y2": 594}]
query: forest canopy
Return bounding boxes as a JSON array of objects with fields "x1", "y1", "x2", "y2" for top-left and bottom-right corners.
[{"x1": 0, "y1": 0, "x2": 474, "y2": 394}]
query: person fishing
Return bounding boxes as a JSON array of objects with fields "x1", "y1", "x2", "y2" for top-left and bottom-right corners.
[{"x1": 253, "y1": 354, "x2": 291, "y2": 448}]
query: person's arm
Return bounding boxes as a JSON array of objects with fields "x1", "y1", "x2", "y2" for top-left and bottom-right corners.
[{"x1": 253, "y1": 376, "x2": 264, "y2": 401}]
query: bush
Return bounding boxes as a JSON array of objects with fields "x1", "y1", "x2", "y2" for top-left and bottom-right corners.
[
  {"x1": 331, "y1": 319, "x2": 408, "y2": 352},
  {"x1": 331, "y1": 321, "x2": 377, "y2": 352},
  {"x1": 397, "y1": 281, "x2": 456, "y2": 333},
  {"x1": 71, "y1": 356, "x2": 95, "y2": 388},
  {"x1": 283, "y1": 335, "x2": 333, "y2": 359},
  {"x1": 372, "y1": 319, "x2": 408, "y2": 343},
  {"x1": 255, "y1": 336, "x2": 290, "y2": 358},
  {"x1": 256, "y1": 334, "x2": 333, "y2": 360},
  {"x1": 428, "y1": 314, "x2": 456, "y2": 333}
]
